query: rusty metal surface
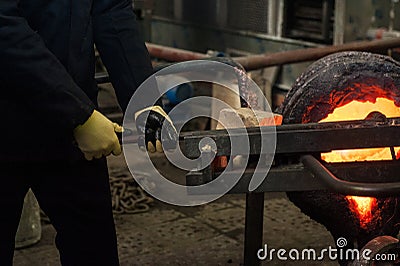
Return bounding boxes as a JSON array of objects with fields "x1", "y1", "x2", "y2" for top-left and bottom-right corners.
[
  {"x1": 234, "y1": 38, "x2": 400, "y2": 70},
  {"x1": 146, "y1": 42, "x2": 208, "y2": 62}
]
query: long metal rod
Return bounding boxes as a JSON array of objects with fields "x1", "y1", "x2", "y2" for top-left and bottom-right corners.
[
  {"x1": 183, "y1": 117, "x2": 400, "y2": 158},
  {"x1": 300, "y1": 155, "x2": 400, "y2": 197},
  {"x1": 145, "y1": 38, "x2": 400, "y2": 71}
]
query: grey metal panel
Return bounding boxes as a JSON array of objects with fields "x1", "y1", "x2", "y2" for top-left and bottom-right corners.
[
  {"x1": 227, "y1": 0, "x2": 269, "y2": 33},
  {"x1": 155, "y1": 0, "x2": 269, "y2": 33},
  {"x1": 153, "y1": 0, "x2": 174, "y2": 18},
  {"x1": 180, "y1": 0, "x2": 219, "y2": 27},
  {"x1": 150, "y1": 19, "x2": 313, "y2": 54}
]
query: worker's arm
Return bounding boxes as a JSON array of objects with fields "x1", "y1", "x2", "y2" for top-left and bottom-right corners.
[
  {"x1": 93, "y1": 0, "x2": 177, "y2": 152},
  {"x1": 0, "y1": 2, "x2": 122, "y2": 159},
  {"x1": 92, "y1": 0, "x2": 154, "y2": 112},
  {"x1": 0, "y1": 1, "x2": 95, "y2": 130}
]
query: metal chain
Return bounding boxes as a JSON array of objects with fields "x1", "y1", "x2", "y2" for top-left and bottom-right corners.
[
  {"x1": 38, "y1": 171, "x2": 152, "y2": 222},
  {"x1": 109, "y1": 171, "x2": 153, "y2": 215}
]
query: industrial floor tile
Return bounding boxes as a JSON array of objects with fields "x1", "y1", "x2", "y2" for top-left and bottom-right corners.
[
  {"x1": 13, "y1": 155, "x2": 340, "y2": 266},
  {"x1": 13, "y1": 194, "x2": 339, "y2": 266}
]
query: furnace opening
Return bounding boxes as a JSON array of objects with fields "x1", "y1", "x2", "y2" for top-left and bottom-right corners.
[{"x1": 319, "y1": 96, "x2": 400, "y2": 229}]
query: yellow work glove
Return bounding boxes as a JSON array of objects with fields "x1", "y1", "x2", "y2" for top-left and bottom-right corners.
[
  {"x1": 73, "y1": 110, "x2": 122, "y2": 160},
  {"x1": 135, "y1": 106, "x2": 177, "y2": 153}
]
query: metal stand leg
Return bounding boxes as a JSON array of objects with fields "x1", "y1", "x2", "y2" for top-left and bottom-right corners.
[{"x1": 243, "y1": 192, "x2": 264, "y2": 266}]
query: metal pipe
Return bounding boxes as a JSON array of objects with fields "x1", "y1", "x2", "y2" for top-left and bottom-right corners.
[
  {"x1": 300, "y1": 155, "x2": 400, "y2": 197},
  {"x1": 146, "y1": 38, "x2": 400, "y2": 71},
  {"x1": 145, "y1": 42, "x2": 208, "y2": 62},
  {"x1": 235, "y1": 38, "x2": 400, "y2": 71}
]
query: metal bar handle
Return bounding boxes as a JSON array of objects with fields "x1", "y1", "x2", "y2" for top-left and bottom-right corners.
[{"x1": 300, "y1": 155, "x2": 400, "y2": 197}]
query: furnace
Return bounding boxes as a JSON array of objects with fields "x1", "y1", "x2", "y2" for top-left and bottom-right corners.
[
  {"x1": 182, "y1": 51, "x2": 400, "y2": 265},
  {"x1": 280, "y1": 51, "x2": 400, "y2": 264}
]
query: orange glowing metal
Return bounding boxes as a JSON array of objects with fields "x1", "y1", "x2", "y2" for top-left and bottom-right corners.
[{"x1": 319, "y1": 97, "x2": 400, "y2": 228}]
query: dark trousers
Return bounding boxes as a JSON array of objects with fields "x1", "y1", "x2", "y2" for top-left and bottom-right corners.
[{"x1": 0, "y1": 158, "x2": 119, "y2": 266}]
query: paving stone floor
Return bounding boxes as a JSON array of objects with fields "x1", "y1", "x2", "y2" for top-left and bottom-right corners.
[{"x1": 13, "y1": 155, "x2": 339, "y2": 266}]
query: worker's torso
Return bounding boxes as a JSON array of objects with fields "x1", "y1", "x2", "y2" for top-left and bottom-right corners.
[
  {"x1": 2, "y1": 1, "x2": 98, "y2": 161},
  {"x1": 18, "y1": 0, "x2": 98, "y2": 102}
]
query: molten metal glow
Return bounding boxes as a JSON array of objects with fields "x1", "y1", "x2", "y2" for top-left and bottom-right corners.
[
  {"x1": 321, "y1": 98, "x2": 400, "y2": 162},
  {"x1": 345, "y1": 196, "x2": 377, "y2": 228},
  {"x1": 320, "y1": 97, "x2": 400, "y2": 228}
]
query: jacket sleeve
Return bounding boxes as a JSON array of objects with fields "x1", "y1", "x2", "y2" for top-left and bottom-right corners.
[
  {"x1": 92, "y1": 0, "x2": 156, "y2": 113},
  {"x1": 0, "y1": 2, "x2": 95, "y2": 130}
]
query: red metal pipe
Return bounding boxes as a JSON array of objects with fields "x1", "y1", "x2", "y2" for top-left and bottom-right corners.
[
  {"x1": 145, "y1": 42, "x2": 208, "y2": 62},
  {"x1": 235, "y1": 38, "x2": 400, "y2": 71},
  {"x1": 146, "y1": 38, "x2": 400, "y2": 71}
]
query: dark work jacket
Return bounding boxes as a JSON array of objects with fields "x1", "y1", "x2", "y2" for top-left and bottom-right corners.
[{"x1": 0, "y1": 0, "x2": 153, "y2": 161}]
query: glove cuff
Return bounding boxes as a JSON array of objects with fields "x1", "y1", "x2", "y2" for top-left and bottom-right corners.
[{"x1": 134, "y1": 106, "x2": 173, "y2": 125}]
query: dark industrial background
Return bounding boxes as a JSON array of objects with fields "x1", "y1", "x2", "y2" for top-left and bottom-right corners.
[{"x1": 13, "y1": 1, "x2": 400, "y2": 265}]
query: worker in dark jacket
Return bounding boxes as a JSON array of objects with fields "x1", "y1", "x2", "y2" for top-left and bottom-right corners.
[{"x1": 0, "y1": 0, "x2": 175, "y2": 265}]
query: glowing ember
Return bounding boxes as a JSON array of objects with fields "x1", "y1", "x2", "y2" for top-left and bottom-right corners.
[
  {"x1": 319, "y1": 97, "x2": 400, "y2": 228},
  {"x1": 346, "y1": 196, "x2": 377, "y2": 228}
]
